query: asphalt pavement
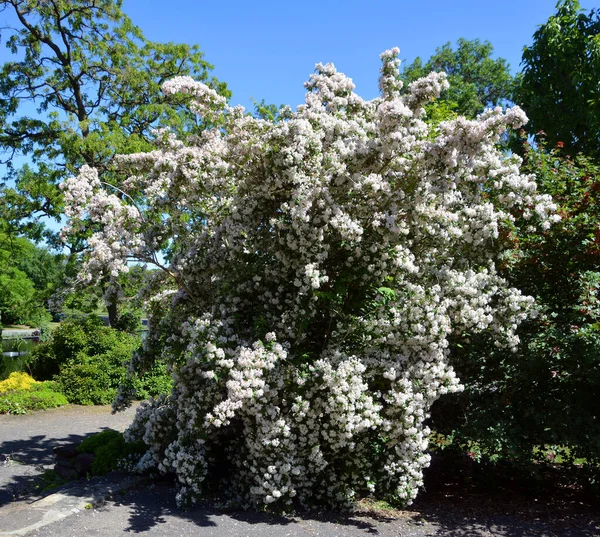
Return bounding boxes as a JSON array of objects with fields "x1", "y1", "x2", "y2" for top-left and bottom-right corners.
[{"x1": 0, "y1": 405, "x2": 598, "y2": 537}]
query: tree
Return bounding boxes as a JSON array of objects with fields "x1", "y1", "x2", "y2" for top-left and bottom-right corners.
[
  {"x1": 430, "y1": 138, "x2": 600, "y2": 474},
  {"x1": 401, "y1": 38, "x2": 514, "y2": 119},
  {"x1": 14, "y1": 236, "x2": 64, "y2": 297},
  {"x1": 0, "y1": 264, "x2": 35, "y2": 326},
  {"x1": 62, "y1": 49, "x2": 558, "y2": 509},
  {"x1": 0, "y1": 0, "x2": 229, "y2": 326},
  {"x1": 514, "y1": 0, "x2": 600, "y2": 158},
  {"x1": 0, "y1": 234, "x2": 58, "y2": 326}
]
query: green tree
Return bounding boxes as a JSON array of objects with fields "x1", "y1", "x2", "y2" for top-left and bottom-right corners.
[
  {"x1": 0, "y1": 264, "x2": 35, "y2": 326},
  {"x1": 514, "y1": 0, "x2": 600, "y2": 158},
  {"x1": 14, "y1": 236, "x2": 64, "y2": 298},
  {"x1": 401, "y1": 38, "x2": 514, "y2": 118},
  {"x1": 431, "y1": 138, "x2": 600, "y2": 474},
  {"x1": 0, "y1": 0, "x2": 229, "y2": 326},
  {"x1": 0, "y1": 234, "x2": 58, "y2": 326}
]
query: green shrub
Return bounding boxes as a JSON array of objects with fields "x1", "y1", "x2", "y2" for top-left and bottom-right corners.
[
  {"x1": 50, "y1": 316, "x2": 96, "y2": 362},
  {"x1": 430, "y1": 142, "x2": 600, "y2": 474},
  {"x1": 22, "y1": 309, "x2": 52, "y2": 334},
  {"x1": 77, "y1": 429, "x2": 145, "y2": 475},
  {"x1": 112, "y1": 311, "x2": 142, "y2": 334},
  {"x1": 25, "y1": 343, "x2": 60, "y2": 381},
  {"x1": 28, "y1": 316, "x2": 171, "y2": 406},
  {"x1": 54, "y1": 359, "x2": 120, "y2": 405},
  {"x1": 0, "y1": 382, "x2": 68, "y2": 414},
  {"x1": 135, "y1": 360, "x2": 173, "y2": 400},
  {"x1": 27, "y1": 317, "x2": 97, "y2": 380},
  {"x1": 78, "y1": 429, "x2": 123, "y2": 454}
]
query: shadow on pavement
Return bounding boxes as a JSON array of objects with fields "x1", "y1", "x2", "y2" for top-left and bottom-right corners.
[
  {"x1": 81, "y1": 478, "x2": 600, "y2": 536},
  {"x1": 0, "y1": 428, "x2": 114, "y2": 506},
  {"x1": 408, "y1": 462, "x2": 600, "y2": 537},
  {"x1": 1, "y1": 437, "x2": 599, "y2": 536},
  {"x1": 102, "y1": 480, "x2": 394, "y2": 534}
]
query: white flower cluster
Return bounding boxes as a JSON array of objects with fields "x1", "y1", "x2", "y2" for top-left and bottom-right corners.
[{"x1": 62, "y1": 48, "x2": 558, "y2": 509}]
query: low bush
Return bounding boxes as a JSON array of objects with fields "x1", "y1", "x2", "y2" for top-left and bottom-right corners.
[
  {"x1": 0, "y1": 380, "x2": 68, "y2": 414},
  {"x1": 77, "y1": 429, "x2": 145, "y2": 475},
  {"x1": 54, "y1": 358, "x2": 121, "y2": 405},
  {"x1": 0, "y1": 372, "x2": 38, "y2": 391},
  {"x1": 27, "y1": 316, "x2": 127, "y2": 380}
]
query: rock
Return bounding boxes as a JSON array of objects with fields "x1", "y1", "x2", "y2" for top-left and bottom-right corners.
[
  {"x1": 53, "y1": 445, "x2": 78, "y2": 458},
  {"x1": 74, "y1": 453, "x2": 95, "y2": 475},
  {"x1": 54, "y1": 464, "x2": 78, "y2": 480}
]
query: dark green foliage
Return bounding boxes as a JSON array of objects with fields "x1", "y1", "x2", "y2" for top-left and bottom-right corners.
[
  {"x1": 0, "y1": 382, "x2": 68, "y2": 414},
  {"x1": 36, "y1": 469, "x2": 68, "y2": 492},
  {"x1": 78, "y1": 429, "x2": 124, "y2": 454},
  {"x1": 0, "y1": 264, "x2": 35, "y2": 326},
  {"x1": 133, "y1": 360, "x2": 173, "y2": 401},
  {"x1": 28, "y1": 316, "x2": 171, "y2": 404},
  {"x1": 77, "y1": 429, "x2": 145, "y2": 475},
  {"x1": 431, "y1": 140, "x2": 600, "y2": 471},
  {"x1": 28, "y1": 316, "x2": 117, "y2": 378},
  {"x1": 54, "y1": 357, "x2": 124, "y2": 405},
  {"x1": 401, "y1": 38, "x2": 514, "y2": 118},
  {"x1": 514, "y1": 0, "x2": 600, "y2": 158},
  {"x1": 111, "y1": 311, "x2": 142, "y2": 334},
  {"x1": 13, "y1": 239, "x2": 64, "y2": 299}
]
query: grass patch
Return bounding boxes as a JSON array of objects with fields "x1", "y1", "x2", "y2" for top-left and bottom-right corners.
[
  {"x1": 35, "y1": 469, "x2": 68, "y2": 492},
  {"x1": 355, "y1": 498, "x2": 414, "y2": 519}
]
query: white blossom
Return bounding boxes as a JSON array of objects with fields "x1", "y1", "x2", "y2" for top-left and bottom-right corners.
[{"x1": 62, "y1": 48, "x2": 557, "y2": 510}]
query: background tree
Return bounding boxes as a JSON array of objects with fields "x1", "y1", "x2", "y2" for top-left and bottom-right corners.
[
  {"x1": 514, "y1": 0, "x2": 600, "y2": 158},
  {"x1": 430, "y1": 138, "x2": 600, "y2": 480},
  {"x1": 0, "y1": 263, "x2": 35, "y2": 326},
  {"x1": 0, "y1": 0, "x2": 229, "y2": 326},
  {"x1": 0, "y1": 234, "x2": 59, "y2": 327},
  {"x1": 401, "y1": 38, "x2": 514, "y2": 119}
]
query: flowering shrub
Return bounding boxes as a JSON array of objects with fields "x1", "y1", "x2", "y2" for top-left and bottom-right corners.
[
  {"x1": 61, "y1": 48, "x2": 558, "y2": 509},
  {"x1": 0, "y1": 372, "x2": 38, "y2": 392}
]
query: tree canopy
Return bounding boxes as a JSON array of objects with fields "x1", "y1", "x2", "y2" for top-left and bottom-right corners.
[
  {"x1": 0, "y1": 0, "x2": 229, "y2": 327},
  {"x1": 514, "y1": 0, "x2": 600, "y2": 158},
  {"x1": 0, "y1": 234, "x2": 61, "y2": 326},
  {"x1": 0, "y1": 0, "x2": 229, "y2": 248},
  {"x1": 401, "y1": 38, "x2": 514, "y2": 119}
]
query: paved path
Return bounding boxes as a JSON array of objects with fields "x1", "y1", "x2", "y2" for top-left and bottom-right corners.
[
  {"x1": 0, "y1": 405, "x2": 598, "y2": 537},
  {"x1": 0, "y1": 404, "x2": 139, "y2": 505}
]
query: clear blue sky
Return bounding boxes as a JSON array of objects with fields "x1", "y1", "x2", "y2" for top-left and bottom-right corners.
[{"x1": 124, "y1": 0, "x2": 597, "y2": 109}]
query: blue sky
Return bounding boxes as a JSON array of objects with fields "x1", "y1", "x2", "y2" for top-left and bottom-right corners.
[
  {"x1": 0, "y1": 0, "x2": 597, "y2": 241},
  {"x1": 124, "y1": 0, "x2": 597, "y2": 109}
]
